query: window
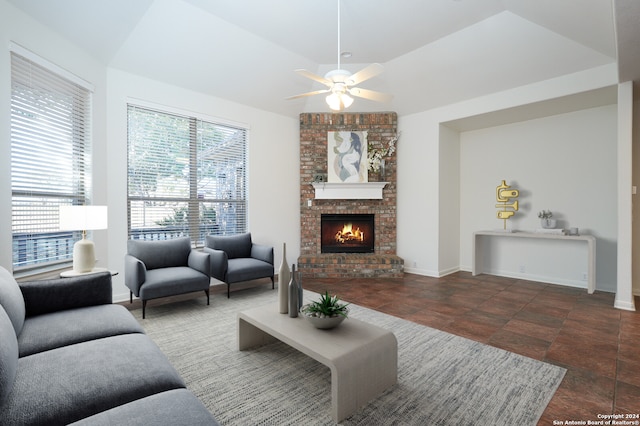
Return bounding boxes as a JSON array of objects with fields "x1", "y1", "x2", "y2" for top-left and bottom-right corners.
[
  {"x1": 127, "y1": 104, "x2": 247, "y2": 245},
  {"x1": 10, "y1": 49, "x2": 93, "y2": 272}
]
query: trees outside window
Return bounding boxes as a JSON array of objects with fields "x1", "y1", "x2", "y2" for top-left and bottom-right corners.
[{"x1": 127, "y1": 105, "x2": 247, "y2": 245}]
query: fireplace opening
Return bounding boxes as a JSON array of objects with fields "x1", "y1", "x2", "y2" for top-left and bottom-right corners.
[{"x1": 321, "y1": 214, "x2": 374, "y2": 253}]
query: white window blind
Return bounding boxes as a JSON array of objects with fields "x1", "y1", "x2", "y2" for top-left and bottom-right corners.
[
  {"x1": 127, "y1": 104, "x2": 247, "y2": 245},
  {"x1": 11, "y1": 51, "x2": 92, "y2": 271}
]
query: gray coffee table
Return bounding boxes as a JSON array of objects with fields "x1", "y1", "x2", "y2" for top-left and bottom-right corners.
[{"x1": 238, "y1": 303, "x2": 398, "y2": 422}]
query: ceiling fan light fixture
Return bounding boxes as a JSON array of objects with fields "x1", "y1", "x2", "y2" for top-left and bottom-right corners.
[
  {"x1": 342, "y1": 93, "x2": 354, "y2": 108},
  {"x1": 326, "y1": 93, "x2": 353, "y2": 111},
  {"x1": 287, "y1": 0, "x2": 391, "y2": 109},
  {"x1": 326, "y1": 93, "x2": 342, "y2": 111}
]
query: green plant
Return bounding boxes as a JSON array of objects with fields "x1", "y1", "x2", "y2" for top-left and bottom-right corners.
[
  {"x1": 301, "y1": 291, "x2": 349, "y2": 318},
  {"x1": 537, "y1": 210, "x2": 553, "y2": 219}
]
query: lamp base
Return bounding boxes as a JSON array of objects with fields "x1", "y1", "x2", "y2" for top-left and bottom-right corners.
[{"x1": 73, "y1": 238, "x2": 96, "y2": 273}]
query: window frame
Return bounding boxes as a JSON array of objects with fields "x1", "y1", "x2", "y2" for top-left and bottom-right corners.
[
  {"x1": 126, "y1": 102, "x2": 249, "y2": 246},
  {"x1": 10, "y1": 44, "x2": 94, "y2": 274}
]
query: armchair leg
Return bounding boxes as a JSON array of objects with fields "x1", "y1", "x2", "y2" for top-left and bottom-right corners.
[
  {"x1": 227, "y1": 283, "x2": 230, "y2": 298},
  {"x1": 142, "y1": 300, "x2": 147, "y2": 319},
  {"x1": 271, "y1": 276, "x2": 274, "y2": 290},
  {"x1": 130, "y1": 291, "x2": 133, "y2": 304},
  {"x1": 205, "y1": 289, "x2": 210, "y2": 305}
]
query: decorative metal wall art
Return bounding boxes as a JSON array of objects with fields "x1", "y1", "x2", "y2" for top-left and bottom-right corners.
[{"x1": 495, "y1": 180, "x2": 519, "y2": 230}]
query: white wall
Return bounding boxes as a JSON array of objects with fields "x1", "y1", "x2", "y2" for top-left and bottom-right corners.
[
  {"x1": 106, "y1": 69, "x2": 300, "y2": 301},
  {"x1": 633, "y1": 97, "x2": 640, "y2": 297},
  {"x1": 396, "y1": 117, "x2": 441, "y2": 276},
  {"x1": 458, "y1": 105, "x2": 617, "y2": 291},
  {"x1": 0, "y1": 1, "x2": 300, "y2": 302},
  {"x1": 397, "y1": 64, "x2": 620, "y2": 293},
  {"x1": 438, "y1": 124, "x2": 461, "y2": 275}
]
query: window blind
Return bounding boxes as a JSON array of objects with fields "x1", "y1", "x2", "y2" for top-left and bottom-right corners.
[
  {"x1": 10, "y1": 51, "x2": 92, "y2": 271},
  {"x1": 127, "y1": 105, "x2": 247, "y2": 245}
]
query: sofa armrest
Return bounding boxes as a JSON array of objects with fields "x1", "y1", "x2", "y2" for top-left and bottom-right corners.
[
  {"x1": 19, "y1": 272, "x2": 112, "y2": 317},
  {"x1": 251, "y1": 243, "x2": 274, "y2": 265},
  {"x1": 124, "y1": 254, "x2": 146, "y2": 296},
  {"x1": 203, "y1": 247, "x2": 228, "y2": 281},
  {"x1": 188, "y1": 250, "x2": 210, "y2": 277}
]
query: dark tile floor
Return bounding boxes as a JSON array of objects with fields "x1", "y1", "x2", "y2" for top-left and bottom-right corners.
[
  {"x1": 132, "y1": 272, "x2": 640, "y2": 424},
  {"x1": 300, "y1": 272, "x2": 640, "y2": 425}
]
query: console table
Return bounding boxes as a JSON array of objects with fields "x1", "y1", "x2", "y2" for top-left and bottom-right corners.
[{"x1": 472, "y1": 231, "x2": 596, "y2": 293}]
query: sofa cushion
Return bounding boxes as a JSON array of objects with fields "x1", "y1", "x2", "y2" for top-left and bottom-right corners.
[
  {"x1": 19, "y1": 271, "x2": 112, "y2": 317},
  {"x1": 0, "y1": 306, "x2": 19, "y2": 406},
  {"x1": 18, "y1": 304, "x2": 145, "y2": 357},
  {"x1": 140, "y1": 267, "x2": 210, "y2": 300},
  {"x1": 0, "y1": 333, "x2": 186, "y2": 425},
  {"x1": 205, "y1": 232, "x2": 252, "y2": 259},
  {"x1": 68, "y1": 389, "x2": 219, "y2": 426},
  {"x1": 227, "y1": 258, "x2": 274, "y2": 283},
  {"x1": 127, "y1": 237, "x2": 192, "y2": 271},
  {"x1": 0, "y1": 266, "x2": 25, "y2": 335}
]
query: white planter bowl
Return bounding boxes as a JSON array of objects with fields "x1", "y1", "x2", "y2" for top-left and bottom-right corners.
[
  {"x1": 541, "y1": 218, "x2": 557, "y2": 229},
  {"x1": 300, "y1": 305, "x2": 348, "y2": 329}
]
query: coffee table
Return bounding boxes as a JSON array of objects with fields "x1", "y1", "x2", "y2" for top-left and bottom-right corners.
[{"x1": 238, "y1": 303, "x2": 398, "y2": 422}]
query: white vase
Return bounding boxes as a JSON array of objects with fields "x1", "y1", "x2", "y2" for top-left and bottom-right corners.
[
  {"x1": 278, "y1": 243, "x2": 290, "y2": 314},
  {"x1": 541, "y1": 218, "x2": 556, "y2": 229}
]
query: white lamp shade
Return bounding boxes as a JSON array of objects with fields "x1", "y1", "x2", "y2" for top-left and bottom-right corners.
[
  {"x1": 59, "y1": 206, "x2": 108, "y2": 231},
  {"x1": 59, "y1": 205, "x2": 107, "y2": 273}
]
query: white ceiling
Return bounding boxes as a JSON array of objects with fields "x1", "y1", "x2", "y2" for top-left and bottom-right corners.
[{"x1": 7, "y1": 0, "x2": 640, "y2": 118}]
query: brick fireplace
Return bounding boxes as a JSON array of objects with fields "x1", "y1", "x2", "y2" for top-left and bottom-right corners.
[{"x1": 297, "y1": 112, "x2": 404, "y2": 278}]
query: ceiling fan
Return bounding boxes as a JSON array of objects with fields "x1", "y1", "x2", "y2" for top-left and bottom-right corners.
[{"x1": 286, "y1": 0, "x2": 392, "y2": 111}]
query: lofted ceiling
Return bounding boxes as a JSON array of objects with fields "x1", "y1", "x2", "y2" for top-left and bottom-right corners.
[{"x1": 6, "y1": 0, "x2": 640, "y2": 118}]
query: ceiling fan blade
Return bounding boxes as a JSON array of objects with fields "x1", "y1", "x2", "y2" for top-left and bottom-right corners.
[
  {"x1": 286, "y1": 89, "x2": 330, "y2": 100},
  {"x1": 347, "y1": 63, "x2": 384, "y2": 86},
  {"x1": 348, "y1": 87, "x2": 393, "y2": 103},
  {"x1": 294, "y1": 69, "x2": 333, "y2": 87}
]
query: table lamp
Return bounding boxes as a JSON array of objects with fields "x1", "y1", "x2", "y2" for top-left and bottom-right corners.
[{"x1": 59, "y1": 205, "x2": 108, "y2": 273}]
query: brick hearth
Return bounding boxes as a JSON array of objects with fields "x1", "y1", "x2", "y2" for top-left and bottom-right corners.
[{"x1": 297, "y1": 112, "x2": 404, "y2": 278}]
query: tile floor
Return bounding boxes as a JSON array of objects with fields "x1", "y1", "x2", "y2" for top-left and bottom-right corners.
[
  {"x1": 300, "y1": 272, "x2": 640, "y2": 425},
  {"x1": 132, "y1": 272, "x2": 640, "y2": 424}
]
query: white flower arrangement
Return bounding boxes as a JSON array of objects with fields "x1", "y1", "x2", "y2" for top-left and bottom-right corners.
[{"x1": 367, "y1": 133, "x2": 399, "y2": 173}]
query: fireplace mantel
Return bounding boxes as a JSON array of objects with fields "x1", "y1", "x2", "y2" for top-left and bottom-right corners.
[{"x1": 311, "y1": 182, "x2": 388, "y2": 200}]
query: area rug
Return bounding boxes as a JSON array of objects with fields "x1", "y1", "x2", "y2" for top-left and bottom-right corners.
[{"x1": 131, "y1": 287, "x2": 565, "y2": 425}]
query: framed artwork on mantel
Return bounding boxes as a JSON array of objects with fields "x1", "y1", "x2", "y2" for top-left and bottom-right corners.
[{"x1": 327, "y1": 131, "x2": 368, "y2": 183}]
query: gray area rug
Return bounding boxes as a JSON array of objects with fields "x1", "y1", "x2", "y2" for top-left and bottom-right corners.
[{"x1": 131, "y1": 287, "x2": 565, "y2": 425}]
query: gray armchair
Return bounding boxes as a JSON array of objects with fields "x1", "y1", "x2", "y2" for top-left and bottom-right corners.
[
  {"x1": 124, "y1": 237, "x2": 210, "y2": 318},
  {"x1": 203, "y1": 232, "x2": 274, "y2": 298}
]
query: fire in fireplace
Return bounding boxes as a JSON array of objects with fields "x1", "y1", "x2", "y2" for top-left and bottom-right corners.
[{"x1": 321, "y1": 214, "x2": 374, "y2": 253}]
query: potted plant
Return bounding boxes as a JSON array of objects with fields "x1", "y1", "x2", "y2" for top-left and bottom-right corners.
[
  {"x1": 538, "y1": 210, "x2": 556, "y2": 229},
  {"x1": 300, "y1": 291, "x2": 349, "y2": 329}
]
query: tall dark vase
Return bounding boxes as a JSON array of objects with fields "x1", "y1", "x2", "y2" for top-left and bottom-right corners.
[
  {"x1": 297, "y1": 269, "x2": 303, "y2": 311},
  {"x1": 288, "y1": 264, "x2": 299, "y2": 318}
]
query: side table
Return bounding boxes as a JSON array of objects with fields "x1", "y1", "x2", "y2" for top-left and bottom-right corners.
[{"x1": 60, "y1": 267, "x2": 118, "y2": 278}]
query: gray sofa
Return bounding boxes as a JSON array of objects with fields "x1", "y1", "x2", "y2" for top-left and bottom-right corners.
[
  {"x1": 0, "y1": 266, "x2": 218, "y2": 425},
  {"x1": 203, "y1": 232, "x2": 274, "y2": 298},
  {"x1": 125, "y1": 237, "x2": 211, "y2": 318}
]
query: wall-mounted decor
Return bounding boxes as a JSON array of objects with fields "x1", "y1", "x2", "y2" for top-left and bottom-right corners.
[
  {"x1": 495, "y1": 180, "x2": 519, "y2": 230},
  {"x1": 327, "y1": 131, "x2": 368, "y2": 183}
]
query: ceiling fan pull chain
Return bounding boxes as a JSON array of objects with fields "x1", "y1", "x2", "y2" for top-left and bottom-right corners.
[{"x1": 337, "y1": 0, "x2": 341, "y2": 70}]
